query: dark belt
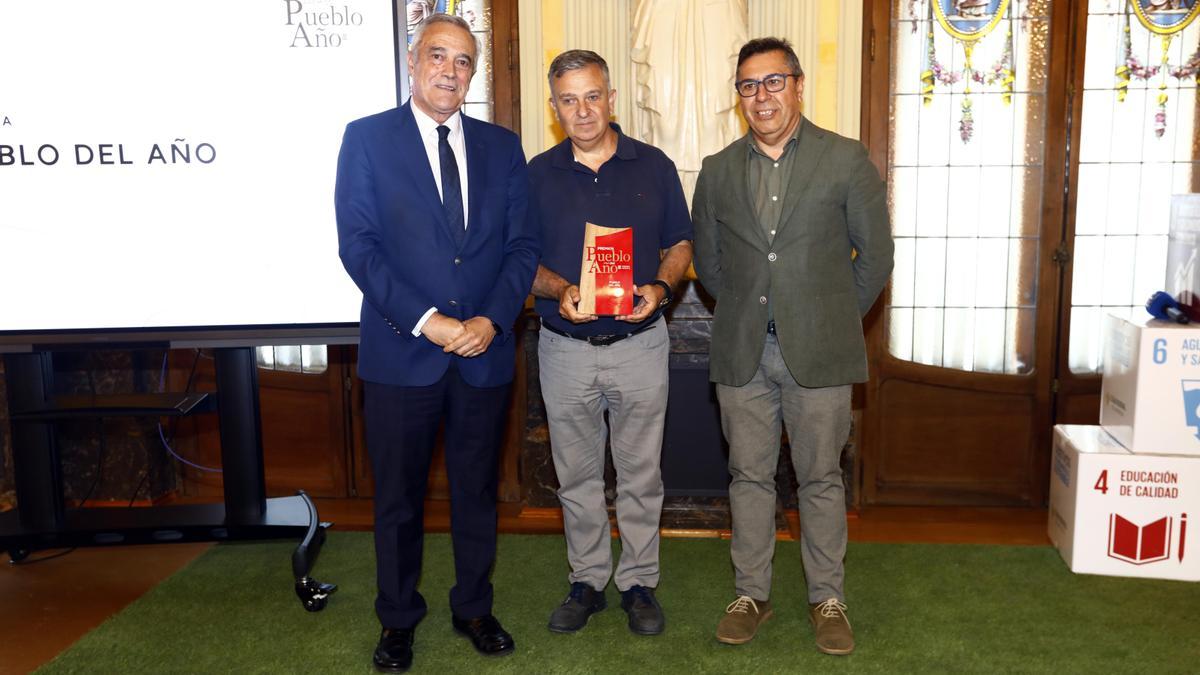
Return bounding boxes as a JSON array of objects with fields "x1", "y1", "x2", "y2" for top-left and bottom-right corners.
[
  {"x1": 767, "y1": 320, "x2": 776, "y2": 335},
  {"x1": 541, "y1": 320, "x2": 656, "y2": 347}
]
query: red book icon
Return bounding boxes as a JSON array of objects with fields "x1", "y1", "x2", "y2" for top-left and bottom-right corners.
[{"x1": 1107, "y1": 514, "x2": 1175, "y2": 565}]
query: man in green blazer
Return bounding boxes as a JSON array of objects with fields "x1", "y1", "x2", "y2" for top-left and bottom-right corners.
[{"x1": 692, "y1": 37, "x2": 892, "y2": 655}]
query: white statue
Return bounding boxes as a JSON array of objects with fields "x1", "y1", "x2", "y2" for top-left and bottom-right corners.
[{"x1": 631, "y1": 0, "x2": 748, "y2": 204}]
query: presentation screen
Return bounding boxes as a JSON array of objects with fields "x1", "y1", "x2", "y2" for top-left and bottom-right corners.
[{"x1": 0, "y1": 0, "x2": 402, "y2": 347}]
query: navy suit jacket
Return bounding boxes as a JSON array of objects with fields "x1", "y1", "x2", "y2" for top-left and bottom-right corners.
[{"x1": 335, "y1": 103, "x2": 538, "y2": 387}]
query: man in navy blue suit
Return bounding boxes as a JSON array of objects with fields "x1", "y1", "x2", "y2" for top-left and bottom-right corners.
[{"x1": 334, "y1": 13, "x2": 538, "y2": 673}]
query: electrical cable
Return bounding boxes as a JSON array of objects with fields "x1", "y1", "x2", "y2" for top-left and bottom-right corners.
[
  {"x1": 155, "y1": 349, "x2": 222, "y2": 474},
  {"x1": 127, "y1": 349, "x2": 172, "y2": 506},
  {"x1": 126, "y1": 348, "x2": 221, "y2": 507},
  {"x1": 11, "y1": 348, "x2": 227, "y2": 563},
  {"x1": 126, "y1": 467, "x2": 150, "y2": 508},
  {"x1": 9, "y1": 548, "x2": 75, "y2": 564}
]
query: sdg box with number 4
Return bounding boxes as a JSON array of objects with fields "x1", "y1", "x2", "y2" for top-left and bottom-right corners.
[
  {"x1": 1101, "y1": 314, "x2": 1200, "y2": 456},
  {"x1": 1048, "y1": 425, "x2": 1198, "y2": 581}
]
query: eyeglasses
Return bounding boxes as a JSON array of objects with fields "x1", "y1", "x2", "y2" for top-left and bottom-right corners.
[{"x1": 735, "y1": 73, "x2": 800, "y2": 97}]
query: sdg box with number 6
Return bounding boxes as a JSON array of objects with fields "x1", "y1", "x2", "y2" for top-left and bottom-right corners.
[
  {"x1": 1049, "y1": 425, "x2": 1199, "y2": 581},
  {"x1": 1101, "y1": 314, "x2": 1200, "y2": 456}
]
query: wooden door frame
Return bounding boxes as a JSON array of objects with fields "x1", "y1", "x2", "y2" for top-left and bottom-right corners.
[
  {"x1": 492, "y1": 0, "x2": 521, "y2": 134},
  {"x1": 1052, "y1": 0, "x2": 1109, "y2": 425},
  {"x1": 1053, "y1": 0, "x2": 1200, "y2": 425},
  {"x1": 859, "y1": 0, "x2": 1074, "y2": 505}
]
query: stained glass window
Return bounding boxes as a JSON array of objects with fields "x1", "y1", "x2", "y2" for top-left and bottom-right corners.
[
  {"x1": 1069, "y1": 0, "x2": 1200, "y2": 373},
  {"x1": 887, "y1": 0, "x2": 1050, "y2": 374}
]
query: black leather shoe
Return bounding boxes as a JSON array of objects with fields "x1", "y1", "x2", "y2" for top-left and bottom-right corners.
[
  {"x1": 452, "y1": 613, "x2": 516, "y2": 656},
  {"x1": 373, "y1": 627, "x2": 414, "y2": 673},
  {"x1": 620, "y1": 585, "x2": 665, "y2": 635},
  {"x1": 548, "y1": 582, "x2": 607, "y2": 633}
]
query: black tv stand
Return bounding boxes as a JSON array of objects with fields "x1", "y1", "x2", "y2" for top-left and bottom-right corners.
[{"x1": 1, "y1": 347, "x2": 336, "y2": 612}]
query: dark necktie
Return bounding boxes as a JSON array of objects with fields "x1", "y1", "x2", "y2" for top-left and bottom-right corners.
[{"x1": 437, "y1": 124, "x2": 465, "y2": 245}]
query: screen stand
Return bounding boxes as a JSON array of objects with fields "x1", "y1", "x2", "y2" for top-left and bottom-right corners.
[{"x1": 1, "y1": 348, "x2": 337, "y2": 612}]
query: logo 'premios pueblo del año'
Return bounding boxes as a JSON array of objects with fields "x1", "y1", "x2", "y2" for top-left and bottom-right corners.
[
  {"x1": 284, "y1": 1, "x2": 364, "y2": 48},
  {"x1": 585, "y1": 245, "x2": 632, "y2": 275}
]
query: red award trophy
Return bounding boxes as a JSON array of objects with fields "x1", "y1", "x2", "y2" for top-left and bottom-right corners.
[{"x1": 578, "y1": 222, "x2": 634, "y2": 315}]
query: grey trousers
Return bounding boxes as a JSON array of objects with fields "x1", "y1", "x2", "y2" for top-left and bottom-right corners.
[
  {"x1": 538, "y1": 317, "x2": 668, "y2": 591},
  {"x1": 716, "y1": 334, "x2": 851, "y2": 603}
]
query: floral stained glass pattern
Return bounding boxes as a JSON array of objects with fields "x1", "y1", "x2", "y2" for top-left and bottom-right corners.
[
  {"x1": 887, "y1": 0, "x2": 1049, "y2": 374},
  {"x1": 1069, "y1": 0, "x2": 1200, "y2": 373}
]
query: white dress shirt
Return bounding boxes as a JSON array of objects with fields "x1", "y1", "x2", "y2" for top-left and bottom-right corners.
[{"x1": 410, "y1": 104, "x2": 470, "y2": 335}]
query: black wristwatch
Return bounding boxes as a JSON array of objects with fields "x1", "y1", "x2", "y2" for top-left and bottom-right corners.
[{"x1": 651, "y1": 279, "x2": 673, "y2": 307}]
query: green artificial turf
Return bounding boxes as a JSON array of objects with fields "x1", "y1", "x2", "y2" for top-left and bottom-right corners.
[{"x1": 39, "y1": 532, "x2": 1200, "y2": 674}]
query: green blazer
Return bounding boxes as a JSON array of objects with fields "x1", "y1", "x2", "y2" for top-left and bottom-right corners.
[{"x1": 692, "y1": 117, "x2": 893, "y2": 388}]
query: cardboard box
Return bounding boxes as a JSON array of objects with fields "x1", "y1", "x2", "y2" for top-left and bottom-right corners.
[
  {"x1": 1048, "y1": 425, "x2": 1198, "y2": 581},
  {"x1": 1100, "y1": 313, "x2": 1200, "y2": 455}
]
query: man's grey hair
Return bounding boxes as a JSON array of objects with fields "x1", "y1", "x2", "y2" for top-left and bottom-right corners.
[
  {"x1": 411, "y1": 13, "x2": 479, "y2": 70},
  {"x1": 547, "y1": 49, "x2": 611, "y2": 91}
]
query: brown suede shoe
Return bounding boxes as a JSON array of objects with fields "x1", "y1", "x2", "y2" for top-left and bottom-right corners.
[
  {"x1": 715, "y1": 596, "x2": 773, "y2": 645},
  {"x1": 809, "y1": 598, "x2": 854, "y2": 655}
]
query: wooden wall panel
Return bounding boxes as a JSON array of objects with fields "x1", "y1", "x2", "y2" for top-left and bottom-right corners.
[
  {"x1": 172, "y1": 349, "x2": 350, "y2": 500},
  {"x1": 1057, "y1": 392, "x2": 1100, "y2": 427},
  {"x1": 874, "y1": 379, "x2": 1037, "y2": 505},
  {"x1": 258, "y1": 378, "x2": 348, "y2": 498}
]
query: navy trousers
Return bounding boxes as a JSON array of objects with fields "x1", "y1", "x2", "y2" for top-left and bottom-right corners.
[{"x1": 364, "y1": 364, "x2": 510, "y2": 629}]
